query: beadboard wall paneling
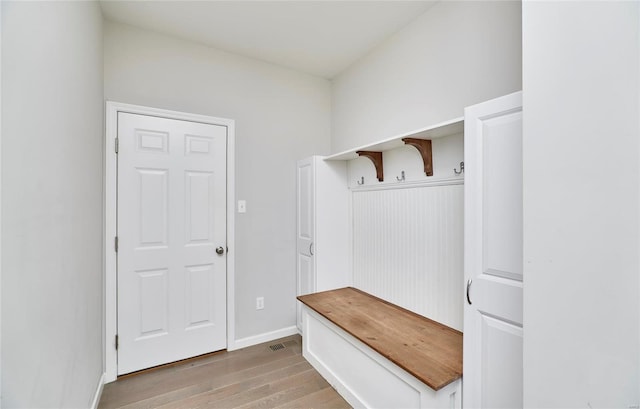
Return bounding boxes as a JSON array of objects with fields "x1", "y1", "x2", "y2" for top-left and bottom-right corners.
[{"x1": 352, "y1": 183, "x2": 464, "y2": 331}]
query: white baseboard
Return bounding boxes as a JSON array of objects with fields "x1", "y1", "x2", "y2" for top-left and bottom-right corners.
[
  {"x1": 230, "y1": 326, "x2": 299, "y2": 351},
  {"x1": 90, "y1": 372, "x2": 105, "y2": 409}
]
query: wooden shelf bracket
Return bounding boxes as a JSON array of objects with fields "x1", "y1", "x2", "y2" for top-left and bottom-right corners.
[
  {"x1": 356, "y1": 150, "x2": 384, "y2": 182},
  {"x1": 402, "y1": 138, "x2": 433, "y2": 176}
]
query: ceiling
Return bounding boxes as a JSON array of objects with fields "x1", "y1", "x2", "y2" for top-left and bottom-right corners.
[{"x1": 99, "y1": 1, "x2": 437, "y2": 79}]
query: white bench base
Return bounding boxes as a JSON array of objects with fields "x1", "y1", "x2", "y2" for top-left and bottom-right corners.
[{"x1": 302, "y1": 306, "x2": 462, "y2": 409}]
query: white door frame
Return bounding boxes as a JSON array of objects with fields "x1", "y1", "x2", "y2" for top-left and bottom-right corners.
[{"x1": 104, "y1": 101, "x2": 236, "y2": 382}]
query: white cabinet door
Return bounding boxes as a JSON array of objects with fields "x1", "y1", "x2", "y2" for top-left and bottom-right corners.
[
  {"x1": 463, "y1": 92, "x2": 523, "y2": 408},
  {"x1": 296, "y1": 157, "x2": 350, "y2": 331},
  {"x1": 315, "y1": 159, "x2": 351, "y2": 292},
  {"x1": 117, "y1": 112, "x2": 227, "y2": 375},
  {"x1": 296, "y1": 157, "x2": 315, "y2": 331}
]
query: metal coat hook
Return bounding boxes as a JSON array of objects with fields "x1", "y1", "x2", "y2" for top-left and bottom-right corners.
[
  {"x1": 356, "y1": 176, "x2": 365, "y2": 185},
  {"x1": 454, "y1": 161, "x2": 465, "y2": 175},
  {"x1": 396, "y1": 171, "x2": 405, "y2": 182}
]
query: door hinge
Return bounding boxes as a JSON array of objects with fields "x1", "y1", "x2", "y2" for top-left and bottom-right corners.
[
  {"x1": 114, "y1": 138, "x2": 119, "y2": 154},
  {"x1": 114, "y1": 236, "x2": 119, "y2": 253},
  {"x1": 115, "y1": 334, "x2": 119, "y2": 350}
]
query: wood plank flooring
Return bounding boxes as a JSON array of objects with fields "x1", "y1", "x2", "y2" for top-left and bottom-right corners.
[{"x1": 99, "y1": 335, "x2": 350, "y2": 409}]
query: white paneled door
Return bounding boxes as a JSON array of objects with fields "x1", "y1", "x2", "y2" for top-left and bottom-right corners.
[
  {"x1": 296, "y1": 157, "x2": 315, "y2": 331},
  {"x1": 117, "y1": 112, "x2": 227, "y2": 375},
  {"x1": 463, "y1": 92, "x2": 523, "y2": 408}
]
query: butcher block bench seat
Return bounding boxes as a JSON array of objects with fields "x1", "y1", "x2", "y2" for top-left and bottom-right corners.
[{"x1": 297, "y1": 287, "x2": 462, "y2": 409}]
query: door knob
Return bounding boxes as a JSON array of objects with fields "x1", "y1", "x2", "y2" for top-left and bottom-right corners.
[
  {"x1": 216, "y1": 246, "x2": 225, "y2": 255},
  {"x1": 466, "y1": 279, "x2": 473, "y2": 305}
]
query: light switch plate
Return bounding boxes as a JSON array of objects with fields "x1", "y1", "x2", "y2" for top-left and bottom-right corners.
[{"x1": 238, "y1": 200, "x2": 246, "y2": 213}]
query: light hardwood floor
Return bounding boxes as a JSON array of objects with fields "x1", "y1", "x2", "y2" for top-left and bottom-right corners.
[{"x1": 99, "y1": 335, "x2": 351, "y2": 409}]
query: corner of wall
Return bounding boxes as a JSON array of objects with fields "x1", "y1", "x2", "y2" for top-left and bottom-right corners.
[
  {"x1": 330, "y1": 1, "x2": 522, "y2": 154},
  {"x1": 90, "y1": 373, "x2": 105, "y2": 409},
  {"x1": 0, "y1": 1, "x2": 3, "y2": 406}
]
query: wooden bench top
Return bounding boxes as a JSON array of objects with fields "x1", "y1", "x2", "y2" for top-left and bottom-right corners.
[{"x1": 297, "y1": 287, "x2": 462, "y2": 391}]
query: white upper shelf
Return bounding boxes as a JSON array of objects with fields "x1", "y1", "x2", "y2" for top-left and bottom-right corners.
[{"x1": 324, "y1": 117, "x2": 464, "y2": 161}]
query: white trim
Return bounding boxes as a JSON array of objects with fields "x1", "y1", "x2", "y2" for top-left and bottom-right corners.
[
  {"x1": 0, "y1": 2, "x2": 3, "y2": 404},
  {"x1": 231, "y1": 326, "x2": 299, "y2": 351},
  {"x1": 350, "y1": 176, "x2": 464, "y2": 192},
  {"x1": 225, "y1": 119, "x2": 237, "y2": 352},
  {"x1": 90, "y1": 373, "x2": 105, "y2": 409},
  {"x1": 104, "y1": 101, "x2": 236, "y2": 382},
  {"x1": 104, "y1": 103, "x2": 117, "y2": 383}
]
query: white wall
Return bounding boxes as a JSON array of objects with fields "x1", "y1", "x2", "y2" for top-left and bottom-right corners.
[
  {"x1": 352, "y1": 183, "x2": 464, "y2": 331},
  {"x1": 522, "y1": 1, "x2": 640, "y2": 407},
  {"x1": 331, "y1": 1, "x2": 522, "y2": 153},
  {"x1": 1, "y1": 1, "x2": 104, "y2": 407},
  {"x1": 104, "y1": 21, "x2": 332, "y2": 341},
  {"x1": 347, "y1": 133, "x2": 465, "y2": 330},
  {"x1": 0, "y1": 2, "x2": 3, "y2": 403}
]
